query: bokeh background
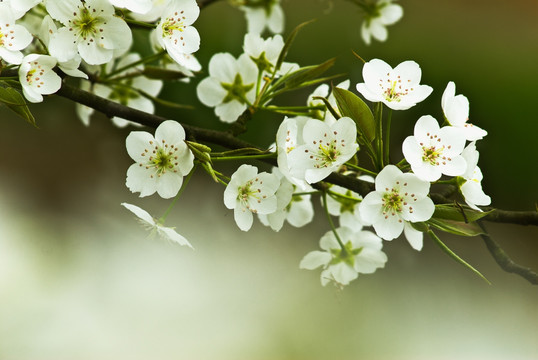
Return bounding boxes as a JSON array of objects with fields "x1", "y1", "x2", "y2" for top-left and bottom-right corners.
[{"x1": 0, "y1": 0, "x2": 537, "y2": 359}]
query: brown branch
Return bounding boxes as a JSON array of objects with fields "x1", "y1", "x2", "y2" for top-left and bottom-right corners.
[{"x1": 479, "y1": 222, "x2": 538, "y2": 285}]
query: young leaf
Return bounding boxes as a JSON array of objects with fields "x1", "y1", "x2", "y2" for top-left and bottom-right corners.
[
  {"x1": 332, "y1": 87, "x2": 375, "y2": 143},
  {"x1": 427, "y1": 218, "x2": 485, "y2": 237},
  {"x1": 433, "y1": 204, "x2": 493, "y2": 223},
  {"x1": 275, "y1": 19, "x2": 315, "y2": 74},
  {"x1": 428, "y1": 230, "x2": 491, "y2": 284},
  {"x1": 283, "y1": 58, "x2": 336, "y2": 90},
  {"x1": 0, "y1": 85, "x2": 37, "y2": 127}
]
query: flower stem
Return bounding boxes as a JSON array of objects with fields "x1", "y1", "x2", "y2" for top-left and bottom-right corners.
[
  {"x1": 428, "y1": 229, "x2": 491, "y2": 284},
  {"x1": 322, "y1": 190, "x2": 347, "y2": 254},
  {"x1": 383, "y1": 107, "x2": 392, "y2": 165},
  {"x1": 106, "y1": 50, "x2": 166, "y2": 79},
  {"x1": 374, "y1": 102, "x2": 384, "y2": 170},
  {"x1": 160, "y1": 165, "x2": 197, "y2": 221},
  {"x1": 210, "y1": 153, "x2": 276, "y2": 161},
  {"x1": 344, "y1": 162, "x2": 378, "y2": 177}
]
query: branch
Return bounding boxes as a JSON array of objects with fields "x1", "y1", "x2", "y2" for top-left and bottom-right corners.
[
  {"x1": 54, "y1": 82, "x2": 538, "y2": 228},
  {"x1": 430, "y1": 193, "x2": 538, "y2": 226},
  {"x1": 479, "y1": 222, "x2": 538, "y2": 284}
]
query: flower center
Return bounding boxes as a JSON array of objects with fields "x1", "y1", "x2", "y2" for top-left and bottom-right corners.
[
  {"x1": 71, "y1": 6, "x2": 103, "y2": 39},
  {"x1": 307, "y1": 133, "x2": 343, "y2": 169},
  {"x1": 24, "y1": 62, "x2": 45, "y2": 88},
  {"x1": 140, "y1": 140, "x2": 181, "y2": 178},
  {"x1": 382, "y1": 189, "x2": 403, "y2": 216},
  {"x1": 422, "y1": 145, "x2": 443, "y2": 165},
  {"x1": 379, "y1": 75, "x2": 413, "y2": 102},
  {"x1": 221, "y1": 74, "x2": 254, "y2": 104},
  {"x1": 161, "y1": 14, "x2": 185, "y2": 37},
  {"x1": 236, "y1": 177, "x2": 264, "y2": 212}
]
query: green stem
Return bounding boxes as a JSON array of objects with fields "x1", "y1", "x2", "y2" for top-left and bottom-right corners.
[
  {"x1": 383, "y1": 107, "x2": 392, "y2": 165},
  {"x1": 322, "y1": 191, "x2": 347, "y2": 253},
  {"x1": 327, "y1": 190, "x2": 362, "y2": 203},
  {"x1": 374, "y1": 102, "x2": 383, "y2": 170},
  {"x1": 124, "y1": 18, "x2": 157, "y2": 29},
  {"x1": 428, "y1": 229, "x2": 491, "y2": 284},
  {"x1": 344, "y1": 162, "x2": 378, "y2": 177},
  {"x1": 159, "y1": 165, "x2": 197, "y2": 221},
  {"x1": 210, "y1": 153, "x2": 276, "y2": 161},
  {"x1": 106, "y1": 50, "x2": 166, "y2": 79}
]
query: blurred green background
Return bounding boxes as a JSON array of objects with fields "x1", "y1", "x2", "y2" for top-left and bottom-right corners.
[{"x1": 0, "y1": 0, "x2": 537, "y2": 359}]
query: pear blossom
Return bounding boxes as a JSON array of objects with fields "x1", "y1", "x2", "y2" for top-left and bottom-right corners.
[
  {"x1": 240, "y1": 0, "x2": 284, "y2": 35},
  {"x1": 77, "y1": 53, "x2": 163, "y2": 127},
  {"x1": 223, "y1": 164, "x2": 280, "y2": 231},
  {"x1": 300, "y1": 227, "x2": 387, "y2": 287},
  {"x1": 39, "y1": 16, "x2": 88, "y2": 79},
  {"x1": 258, "y1": 167, "x2": 314, "y2": 231},
  {"x1": 275, "y1": 116, "x2": 310, "y2": 189},
  {"x1": 121, "y1": 203, "x2": 193, "y2": 248},
  {"x1": 402, "y1": 115, "x2": 467, "y2": 182},
  {"x1": 45, "y1": 0, "x2": 132, "y2": 65},
  {"x1": 356, "y1": 58, "x2": 433, "y2": 110},
  {"x1": 286, "y1": 117, "x2": 359, "y2": 184},
  {"x1": 155, "y1": 0, "x2": 200, "y2": 68},
  {"x1": 108, "y1": 0, "x2": 154, "y2": 14},
  {"x1": 307, "y1": 80, "x2": 350, "y2": 125},
  {"x1": 0, "y1": 0, "x2": 41, "y2": 19},
  {"x1": 326, "y1": 184, "x2": 365, "y2": 232},
  {"x1": 359, "y1": 165, "x2": 435, "y2": 246},
  {"x1": 441, "y1": 81, "x2": 487, "y2": 141},
  {"x1": 0, "y1": 6, "x2": 33, "y2": 65},
  {"x1": 196, "y1": 52, "x2": 258, "y2": 123},
  {"x1": 243, "y1": 32, "x2": 298, "y2": 76},
  {"x1": 132, "y1": 0, "x2": 171, "y2": 22},
  {"x1": 126, "y1": 120, "x2": 194, "y2": 199},
  {"x1": 360, "y1": 0, "x2": 403, "y2": 45},
  {"x1": 459, "y1": 142, "x2": 491, "y2": 211},
  {"x1": 18, "y1": 54, "x2": 62, "y2": 103}
]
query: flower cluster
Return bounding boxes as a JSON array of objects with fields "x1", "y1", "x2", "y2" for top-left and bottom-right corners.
[{"x1": 2, "y1": 0, "x2": 500, "y2": 288}]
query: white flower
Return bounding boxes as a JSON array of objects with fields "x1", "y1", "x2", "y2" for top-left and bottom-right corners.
[
  {"x1": 108, "y1": 0, "x2": 154, "y2": 14},
  {"x1": 356, "y1": 58, "x2": 433, "y2": 110},
  {"x1": 326, "y1": 184, "x2": 365, "y2": 232},
  {"x1": 0, "y1": 6, "x2": 33, "y2": 65},
  {"x1": 18, "y1": 54, "x2": 62, "y2": 103},
  {"x1": 275, "y1": 116, "x2": 310, "y2": 189},
  {"x1": 360, "y1": 0, "x2": 403, "y2": 45},
  {"x1": 155, "y1": 0, "x2": 200, "y2": 68},
  {"x1": 258, "y1": 167, "x2": 314, "y2": 231},
  {"x1": 240, "y1": 0, "x2": 284, "y2": 35},
  {"x1": 121, "y1": 203, "x2": 193, "y2": 248},
  {"x1": 286, "y1": 117, "x2": 359, "y2": 184},
  {"x1": 223, "y1": 164, "x2": 280, "y2": 231},
  {"x1": 0, "y1": 0, "x2": 41, "y2": 19},
  {"x1": 402, "y1": 115, "x2": 467, "y2": 182},
  {"x1": 441, "y1": 81, "x2": 487, "y2": 141},
  {"x1": 79, "y1": 53, "x2": 163, "y2": 127},
  {"x1": 39, "y1": 15, "x2": 88, "y2": 79},
  {"x1": 126, "y1": 120, "x2": 194, "y2": 198},
  {"x1": 131, "y1": 0, "x2": 171, "y2": 22},
  {"x1": 459, "y1": 142, "x2": 491, "y2": 211},
  {"x1": 46, "y1": 0, "x2": 132, "y2": 65},
  {"x1": 359, "y1": 165, "x2": 434, "y2": 248},
  {"x1": 300, "y1": 227, "x2": 387, "y2": 287},
  {"x1": 243, "y1": 32, "x2": 298, "y2": 76},
  {"x1": 307, "y1": 80, "x2": 350, "y2": 125},
  {"x1": 196, "y1": 52, "x2": 258, "y2": 123}
]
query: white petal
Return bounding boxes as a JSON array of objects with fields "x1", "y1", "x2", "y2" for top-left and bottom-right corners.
[
  {"x1": 403, "y1": 222, "x2": 423, "y2": 251},
  {"x1": 234, "y1": 206, "x2": 254, "y2": 231},
  {"x1": 121, "y1": 202, "x2": 155, "y2": 225},
  {"x1": 299, "y1": 251, "x2": 331, "y2": 270}
]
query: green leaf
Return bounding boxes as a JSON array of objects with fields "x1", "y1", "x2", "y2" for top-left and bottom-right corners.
[
  {"x1": 283, "y1": 58, "x2": 336, "y2": 90},
  {"x1": 428, "y1": 230, "x2": 491, "y2": 284},
  {"x1": 427, "y1": 218, "x2": 485, "y2": 237},
  {"x1": 274, "y1": 19, "x2": 315, "y2": 74},
  {"x1": 332, "y1": 87, "x2": 375, "y2": 143},
  {"x1": 0, "y1": 84, "x2": 37, "y2": 127},
  {"x1": 433, "y1": 204, "x2": 493, "y2": 223}
]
